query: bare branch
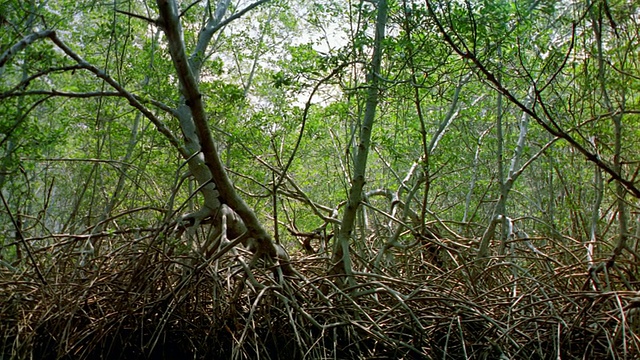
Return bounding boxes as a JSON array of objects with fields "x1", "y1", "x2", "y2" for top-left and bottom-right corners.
[
  {"x1": 0, "y1": 30, "x2": 53, "y2": 69},
  {"x1": 426, "y1": 2, "x2": 640, "y2": 199}
]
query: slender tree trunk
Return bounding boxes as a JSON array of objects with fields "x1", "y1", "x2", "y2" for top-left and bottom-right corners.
[
  {"x1": 330, "y1": 0, "x2": 388, "y2": 284},
  {"x1": 478, "y1": 86, "x2": 534, "y2": 258},
  {"x1": 494, "y1": 46, "x2": 508, "y2": 254},
  {"x1": 588, "y1": 152, "x2": 603, "y2": 266},
  {"x1": 591, "y1": 2, "x2": 628, "y2": 262},
  {"x1": 464, "y1": 128, "x2": 490, "y2": 224}
]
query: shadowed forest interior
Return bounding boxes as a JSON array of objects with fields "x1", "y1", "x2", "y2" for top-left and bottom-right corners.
[{"x1": 1, "y1": 0, "x2": 640, "y2": 358}]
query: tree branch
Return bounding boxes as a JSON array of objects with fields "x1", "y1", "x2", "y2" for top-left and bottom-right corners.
[
  {"x1": 1, "y1": 30, "x2": 186, "y2": 158},
  {"x1": 426, "y1": 1, "x2": 640, "y2": 199},
  {"x1": 156, "y1": 0, "x2": 278, "y2": 256},
  {"x1": 0, "y1": 30, "x2": 52, "y2": 69}
]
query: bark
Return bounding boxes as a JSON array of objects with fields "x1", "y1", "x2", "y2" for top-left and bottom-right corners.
[
  {"x1": 156, "y1": 0, "x2": 280, "y2": 259},
  {"x1": 477, "y1": 87, "x2": 534, "y2": 258},
  {"x1": 591, "y1": 3, "x2": 628, "y2": 264},
  {"x1": 588, "y1": 144, "x2": 603, "y2": 266},
  {"x1": 494, "y1": 48, "x2": 507, "y2": 255},
  {"x1": 330, "y1": 0, "x2": 388, "y2": 284}
]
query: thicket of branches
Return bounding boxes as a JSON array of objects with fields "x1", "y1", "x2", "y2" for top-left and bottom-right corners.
[
  {"x1": 1, "y1": 0, "x2": 640, "y2": 358},
  {"x1": 1, "y1": 224, "x2": 639, "y2": 359}
]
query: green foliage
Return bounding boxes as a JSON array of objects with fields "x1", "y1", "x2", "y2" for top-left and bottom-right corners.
[
  {"x1": 0, "y1": 0, "x2": 634, "y2": 245},
  {"x1": 1, "y1": 0, "x2": 640, "y2": 358}
]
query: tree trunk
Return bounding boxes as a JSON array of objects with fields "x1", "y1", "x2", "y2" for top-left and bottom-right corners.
[
  {"x1": 478, "y1": 86, "x2": 534, "y2": 259},
  {"x1": 591, "y1": 3, "x2": 628, "y2": 264},
  {"x1": 330, "y1": 0, "x2": 388, "y2": 285},
  {"x1": 156, "y1": 0, "x2": 280, "y2": 260}
]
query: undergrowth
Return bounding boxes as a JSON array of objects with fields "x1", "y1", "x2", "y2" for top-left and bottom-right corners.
[{"x1": 1, "y1": 229, "x2": 639, "y2": 359}]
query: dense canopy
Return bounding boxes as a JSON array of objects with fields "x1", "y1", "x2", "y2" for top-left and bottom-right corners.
[{"x1": 1, "y1": 0, "x2": 640, "y2": 358}]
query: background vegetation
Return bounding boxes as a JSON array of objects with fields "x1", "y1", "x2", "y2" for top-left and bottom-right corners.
[{"x1": 1, "y1": 0, "x2": 640, "y2": 358}]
